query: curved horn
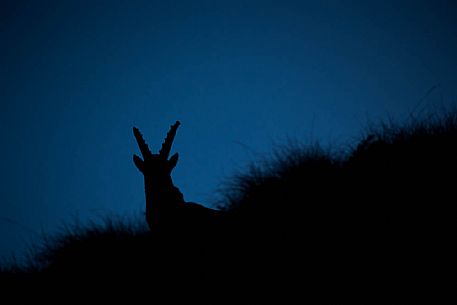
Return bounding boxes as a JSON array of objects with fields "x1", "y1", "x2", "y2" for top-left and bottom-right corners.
[
  {"x1": 133, "y1": 127, "x2": 152, "y2": 158},
  {"x1": 159, "y1": 121, "x2": 181, "y2": 159}
]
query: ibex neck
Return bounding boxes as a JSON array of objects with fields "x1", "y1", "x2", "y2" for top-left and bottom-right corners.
[{"x1": 143, "y1": 175, "x2": 185, "y2": 230}]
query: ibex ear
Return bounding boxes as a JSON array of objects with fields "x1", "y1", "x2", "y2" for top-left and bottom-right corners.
[
  {"x1": 168, "y1": 153, "x2": 179, "y2": 171},
  {"x1": 133, "y1": 154, "x2": 145, "y2": 173}
]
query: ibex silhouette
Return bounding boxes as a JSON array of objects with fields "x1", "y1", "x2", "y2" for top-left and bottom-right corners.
[{"x1": 133, "y1": 121, "x2": 220, "y2": 234}]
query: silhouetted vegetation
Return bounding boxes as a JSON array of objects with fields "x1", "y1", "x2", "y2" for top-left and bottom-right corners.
[{"x1": 1, "y1": 113, "x2": 456, "y2": 303}]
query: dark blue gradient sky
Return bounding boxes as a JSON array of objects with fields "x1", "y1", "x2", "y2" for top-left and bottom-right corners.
[{"x1": 1, "y1": 0, "x2": 456, "y2": 260}]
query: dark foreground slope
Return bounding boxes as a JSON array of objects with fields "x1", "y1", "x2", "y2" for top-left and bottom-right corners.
[{"x1": 1, "y1": 114, "x2": 456, "y2": 303}]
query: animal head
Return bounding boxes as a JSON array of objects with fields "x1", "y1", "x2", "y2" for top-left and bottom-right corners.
[{"x1": 133, "y1": 121, "x2": 181, "y2": 179}]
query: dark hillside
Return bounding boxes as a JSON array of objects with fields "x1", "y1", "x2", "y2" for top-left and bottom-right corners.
[{"x1": 1, "y1": 113, "x2": 456, "y2": 303}]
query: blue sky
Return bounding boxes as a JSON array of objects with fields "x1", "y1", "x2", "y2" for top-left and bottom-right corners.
[{"x1": 1, "y1": 0, "x2": 456, "y2": 261}]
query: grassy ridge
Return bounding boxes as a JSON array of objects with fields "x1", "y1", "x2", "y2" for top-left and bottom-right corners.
[{"x1": 2, "y1": 112, "x2": 456, "y2": 303}]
